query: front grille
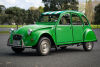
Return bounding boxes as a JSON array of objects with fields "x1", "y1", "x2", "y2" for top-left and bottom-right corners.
[{"x1": 13, "y1": 34, "x2": 22, "y2": 40}]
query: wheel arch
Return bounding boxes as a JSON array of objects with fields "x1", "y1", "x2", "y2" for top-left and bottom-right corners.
[
  {"x1": 39, "y1": 33, "x2": 56, "y2": 48},
  {"x1": 83, "y1": 28, "x2": 97, "y2": 42}
]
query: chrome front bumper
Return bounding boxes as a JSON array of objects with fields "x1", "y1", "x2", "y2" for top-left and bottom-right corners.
[{"x1": 7, "y1": 38, "x2": 32, "y2": 48}]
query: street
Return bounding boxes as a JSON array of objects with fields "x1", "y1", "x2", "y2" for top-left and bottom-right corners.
[{"x1": 0, "y1": 29, "x2": 100, "y2": 67}]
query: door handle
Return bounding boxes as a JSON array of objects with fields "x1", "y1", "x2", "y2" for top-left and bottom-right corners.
[{"x1": 57, "y1": 28, "x2": 61, "y2": 30}]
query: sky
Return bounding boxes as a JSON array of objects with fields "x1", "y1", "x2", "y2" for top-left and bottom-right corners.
[{"x1": 0, "y1": 0, "x2": 96, "y2": 10}]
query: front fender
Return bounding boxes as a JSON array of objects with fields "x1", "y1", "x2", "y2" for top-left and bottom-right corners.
[
  {"x1": 83, "y1": 29, "x2": 97, "y2": 42},
  {"x1": 31, "y1": 27, "x2": 55, "y2": 46}
]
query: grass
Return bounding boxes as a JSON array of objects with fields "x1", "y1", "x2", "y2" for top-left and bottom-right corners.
[
  {"x1": 91, "y1": 25, "x2": 100, "y2": 29},
  {"x1": 0, "y1": 25, "x2": 100, "y2": 28},
  {"x1": 0, "y1": 25, "x2": 23, "y2": 28},
  {"x1": 0, "y1": 31, "x2": 9, "y2": 34}
]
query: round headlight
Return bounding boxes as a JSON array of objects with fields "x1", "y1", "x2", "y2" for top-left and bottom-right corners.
[
  {"x1": 28, "y1": 29, "x2": 32, "y2": 35},
  {"x1": 10, "y1": 28, "x2": 14, "y2": 33}
]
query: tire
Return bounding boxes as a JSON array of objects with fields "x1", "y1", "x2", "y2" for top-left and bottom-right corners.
[
  {"x1": 83, "y1": 42, "x2": 94, "y2": 51},
  {"x1": 11, "y1": 47, "x2": 24, "y2": 54},
  {"x1": 36, "y1": 37, "x2": 51, "y2": 56}
]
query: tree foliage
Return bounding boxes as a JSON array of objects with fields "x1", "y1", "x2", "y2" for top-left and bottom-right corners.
[
  {"x1": 42, "y1": 0, "x2": 79, "y2": 11},
  {"x1": 0, "y1": 6, "x2": 43, "y2": 25},
  {"x1": 0, "y1": 5, "x2": 6, "y2": 24},
  {"x1": 0, "y1": 1, "x2": 79, "y2": 25},
  {"x1": 5, "y1": 7, "x2": 26, "y2": 25},
  {"x1": 94, "y1": 4, "x2": 100, "y2": 24},
  {"x1": 38, "y1": 6, "x2": 44, "y2": 13},
  {"x1": 0, "y1": 5, "x2": 6, "y2": 13},
  {"x1": 85, "y1": 0, "x2": 94, "y2": 24}
]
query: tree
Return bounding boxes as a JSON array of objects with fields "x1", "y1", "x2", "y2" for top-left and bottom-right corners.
[
  {"x1": 94, "y1": 4, "x2": 100, "y2": 24},
  {"x1": 38, "y1": 6, "x2": 44, "y2": 13},
  {"x1": 0, "y1": 5, "x2": 6, "y2": 13},
  {"x1": 26, "y1": 8, "x2": 41, "y2": 24},
  {"x1": 85, "y1": 0, "x2": 94, "y2": 24},
  {"x1": 29, "y1": 6, "x2": 37, "y2": 10},
  {"x1": 0, "y1": 6, "x2": 42, "y2": 25},
  {"x1": 5, "y1": 7, "x2": 26, "y2": 25},
  {"x1": 33, "y1": 10, "x2": 41, "y2": 22},
  {"x1": 0, "y1": 5, "x2": 6, "y2": 24},
  {"x1": 42, "y1": 0, "x2": 79, "y2": 11}
]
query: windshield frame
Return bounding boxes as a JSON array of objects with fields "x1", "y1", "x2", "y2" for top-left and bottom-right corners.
[{"x1": 38, "y1": 14, "x2": 60, "y2": 23}]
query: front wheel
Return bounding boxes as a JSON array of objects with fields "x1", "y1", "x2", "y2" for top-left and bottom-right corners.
[
  {"x1": 83, "y1": 42, "x2": 94, "y2": 51},
  {"x1": 36, "y1": 37, "x2": 51, "y2": 56}
]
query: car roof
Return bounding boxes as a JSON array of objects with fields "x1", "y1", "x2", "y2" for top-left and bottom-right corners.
[{"x1": 42, "y1": 10, "x2": 84, "y2": 15}]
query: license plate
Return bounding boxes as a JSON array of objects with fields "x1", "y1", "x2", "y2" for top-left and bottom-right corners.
[{"x1": 13, "y1": 40, "x2": 20, "y2": 46}]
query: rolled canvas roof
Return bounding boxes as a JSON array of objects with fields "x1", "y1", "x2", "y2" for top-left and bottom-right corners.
[
  {"x1": 42, "y1": 11, "x2": 65, "y2": 15},
  {"x1": 42, "y1": 10, "x2": 83, "y2": 15}
]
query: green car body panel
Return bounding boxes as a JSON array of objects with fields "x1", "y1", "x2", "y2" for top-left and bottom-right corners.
[
  {"x1": 9, "y1": 10, "x2": 97, "y2": 47},
  {"x1": 9, "y1": 25, "x2": 56, "y2": 46}
]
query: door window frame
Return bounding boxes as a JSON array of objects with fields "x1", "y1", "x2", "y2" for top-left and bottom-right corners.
[
  {"x1": 58, "y1": 13, "x2": 71, "y2": 25},
  {"x1": 71, "y1": 13, "x2": 84, "y2": 25}
]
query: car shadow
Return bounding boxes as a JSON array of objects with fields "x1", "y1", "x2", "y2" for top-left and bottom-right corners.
[
  {"x1": 51, "y1": 48, "x2": 85, "y2": 54},
  {"x1": 5, "y1": 48, "x2": 85, "y2": 57},
  {"x1": 6, "y1": 50, "x2": 38, "y2": 57}
]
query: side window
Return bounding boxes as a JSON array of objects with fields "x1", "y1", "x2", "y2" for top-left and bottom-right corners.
[
  {"x1": 81, "y1": 16, "x2": 89, "y2": 25},
  {"x1": 59, "y1": 14, "x2": 70, "y2": 25},
  {"x1": 72, "y1": 14, "x2": 82, "y2": 25}
]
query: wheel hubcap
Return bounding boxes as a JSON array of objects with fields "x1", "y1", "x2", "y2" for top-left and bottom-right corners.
[
  {"x1": 40, "y1": 40, "x2": 50, "y2": 54},
  {"x1": 87, "y1": 42, "x2": 92, "y2": 50}
]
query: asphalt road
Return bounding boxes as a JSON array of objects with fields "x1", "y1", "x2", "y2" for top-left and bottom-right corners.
[{"x1": 0, "y1": 29, "x2": 100, "y2": 67}]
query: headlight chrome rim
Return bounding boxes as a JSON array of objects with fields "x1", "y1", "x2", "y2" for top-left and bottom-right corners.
[{"x1": 28, "y1": 29, "x2": 32, "y2": 35}]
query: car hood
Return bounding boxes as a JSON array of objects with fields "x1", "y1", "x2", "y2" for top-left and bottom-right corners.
[{"x1": 14, "y1": 24, "x2": 54, "y2": 35}]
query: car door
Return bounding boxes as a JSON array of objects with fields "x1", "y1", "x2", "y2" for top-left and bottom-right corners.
[
  {"x1": 56, "y1": 13, "x2": 73, "y2": 44},
  {"x1": 71, "y1": 13, "x2": 83, "y2": 42}
]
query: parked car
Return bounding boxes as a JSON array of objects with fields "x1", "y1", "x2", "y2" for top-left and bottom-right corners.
[{"x1": 7, "y1": 10, "x2": 97, "y2": 56}]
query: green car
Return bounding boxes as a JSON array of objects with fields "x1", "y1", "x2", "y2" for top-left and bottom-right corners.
[{"x1": 7, "y1": 10, "x2": 97, "y2": 56}]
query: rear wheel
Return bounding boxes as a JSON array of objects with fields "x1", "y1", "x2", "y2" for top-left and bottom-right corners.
[
  {"x1": 36, "y1": 37, "x2": 51, "y2": 56},
  {"x1": 83, "y1": 42, "x2": 94, "y2": 51},
  {"x1": 11, "y1": 47, "x2": 24, "y2": 54}
]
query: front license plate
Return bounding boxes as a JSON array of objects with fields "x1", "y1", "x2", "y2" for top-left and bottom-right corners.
[{"x1": 13, "y1": 40, "x2": 20, "y2": 46}]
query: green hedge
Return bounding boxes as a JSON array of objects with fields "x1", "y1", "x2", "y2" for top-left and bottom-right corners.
[
  {"x1": 0, "y1": 31, "x2": 9, "y2": 33},
  {"x1": 0, "y1": 25, "x2": 23, "y2": 28},
  {"x1": 0, "y1": 25, "x2": 100, "y2": 28},
  {"x1": 91, "y1": 25, "x2": 100, "y2": 29}
]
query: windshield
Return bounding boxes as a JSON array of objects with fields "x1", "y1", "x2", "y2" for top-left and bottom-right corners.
[{"x1": 38, "y1": 14, "x2": 59, "y2": 22}]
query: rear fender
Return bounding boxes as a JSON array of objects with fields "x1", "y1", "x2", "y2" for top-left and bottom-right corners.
[{"x1": 83, "y1": 29, "x2": 97, "y2": 42}]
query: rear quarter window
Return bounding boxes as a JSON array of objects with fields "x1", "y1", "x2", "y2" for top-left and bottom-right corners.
[
  {"x1": 81, "y1": 16, "x2": 89, "y2": 25},
  {"x1": 71, "y1": 14, "x2": 83, "y2": 25}
]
